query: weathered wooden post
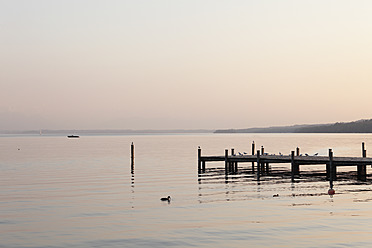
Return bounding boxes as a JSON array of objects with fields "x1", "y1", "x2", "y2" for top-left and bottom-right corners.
[
  {"x1": 256, "y1": 150, "x2": 261, "y2": 180},
  {"x1": 231, "y1": 148, "x2": 235, "y2": 171},
  {"x1": 225, "y1": 149, "x2": 229, "y2": 172},
  {"x1": 230, "y1": 148, "x2": 238, "y2": 172},
  {"x1": 251, "y1": 141, "x2": 255, "y2": 173},
  {"x1": 294, "y1": 147, "x2": 300, "y2": 176},
  {"x1": 329, "y1": 149, "x2": 335, "y2": 188},
  {"x1": 358, "y1": 143, "x2": 367, "y2": 181},
  {"x1": 260, "y1": 146, "x2": 265, "y2": 173},
  {"x1": 198, "y1": 147, "x2": 202, "y2": 172},
  {"x1": 131, "y1": 142, "x2": 135, "y2": 172},
  {"x1": 291, "y1": 151, "x2": 295, "y2": 182}
]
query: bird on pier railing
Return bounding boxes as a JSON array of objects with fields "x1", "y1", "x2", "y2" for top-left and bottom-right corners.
[
  {"x1": 243, "y1": 152, "x2": 247, "y2": 155},
  {"x1": 238, "y1": 152, "x2": 243, "y2": 156},
  {"x1": 305, "y1": 153, "x2": 309, "y2": 156},
  {"x1": 279, "y1": 152, "x2": 283, "y2": 156},
  {"x1": 314, "y1": 153, "x2": 318, "y2": 156}
]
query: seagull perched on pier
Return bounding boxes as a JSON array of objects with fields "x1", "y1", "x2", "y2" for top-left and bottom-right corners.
[
  {"x1": 314, "y1": 153, "x2": 318, "y2": 156},
  {"x1": 238, "y1": 152, "x2": 243, "y2": 156},
  {"x1": 279, "y1": 152, "x2": 283, "y2": 156},
  {"x1": 243, "y1": 152, "x2": 247, "y2": 155},
  {"x1": 305, "y1": 153, "x2": 309, "y2": 156}
]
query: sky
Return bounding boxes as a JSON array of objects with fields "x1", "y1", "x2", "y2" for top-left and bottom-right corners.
[{"x1": 1, "y1": 0, "x2": 372, "y2": 130}]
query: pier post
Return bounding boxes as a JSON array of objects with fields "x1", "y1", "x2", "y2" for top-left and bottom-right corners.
[
  {"x1": 251, "y1": 141, "x2": 255, "y2": 173},
  {"x1": 198, "y1": 147, "x2": 202, "y2": 172},
  {"x1": 225, "y1": 149, "x2": 229, "y2": 172},
  {"x1": 358, "y1": 143, "x2": 367, "y2": 181},
  {"x1": 329, "y1": 149, "x2": 335, "y2": 187},
  {"x1": 362, "y1": 142, "x2": 366, "y2": 157},
  {"x1": 131, "y1": 142, "x2": 135, "y2": 172},
  {"x1": 296, "y1": 147, "x2": 300, "y2": 156},
  {"x1": 231, "y1": 148, "x2": 236, "y2": 172},
  {"x1": 260, "y1": 146, "x2": 265, "y2": 173},
  {"x1": 291, "y1": 151, "x2": 295, "y2": 182},
  {"x1": 256, "y1": 150, "x2": 261, "y2": 180}
]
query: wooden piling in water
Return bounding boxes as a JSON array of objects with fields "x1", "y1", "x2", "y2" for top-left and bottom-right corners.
[
  {"x1": 131, "y1": 142, "x2": 135, "y2": 172},
  {"x1": 358, "y1": 143, "x2": 367, "y2": 181},
  {"x1": 292, "y1": 149, "x2": 299, "y2": 176},
  {"x1": 256, "y1": 150, "x2": 261, "y2": 180},
  {"x1": 251, "y1": 141, "x2": 255, "y2": 173},
  {"x1": 329, "y1": 149, "x2": 334, "y2": 188},
  {"x1": 231, "y1": 148, "x2": 236, "y2": 171},
  {"x1": 260, "y1": 146, "x2": 265, "y2": 173},
  {"x1": 265, "y1": 163, "x2": 270, "y2": 174},
  {"x1": 225, "y1": 149, "x2": 229, "y2": 171},
  {"x1": 198, "y1": 147, "x2": 202, "y2": 171},
  {"x1": 291, "y1": 151, "x2": 295, "y2": 182}
]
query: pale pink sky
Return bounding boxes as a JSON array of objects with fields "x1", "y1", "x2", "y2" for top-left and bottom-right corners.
[{"x1": 1, "y1": 0, "x2": 372, "y2": 130}]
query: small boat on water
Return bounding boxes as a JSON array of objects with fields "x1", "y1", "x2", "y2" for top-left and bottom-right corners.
[{"x1": 67, "y1": 135, "x2": 80, "y2": 138}]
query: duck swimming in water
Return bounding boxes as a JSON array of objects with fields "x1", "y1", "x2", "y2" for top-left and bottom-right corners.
[{"x1": 161, "y1": 196, "x2": 171, "y2": 201}]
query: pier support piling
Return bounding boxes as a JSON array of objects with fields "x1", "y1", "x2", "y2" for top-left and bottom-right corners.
[
  {"x1": 291, "y1": 151, "x2": 295, "y2": 182},
  {"x1": 358, "y1": 143, "x2": 367, "y2": 181},
  {"x1": 231, "y1": 148, "x2": 237, "y2": 172},
  {"x1": 256, "y1": 150, "x2": 261, "y2": 180},
  {"x1": 326, "y1": 149, "x2": 336, "y2": 181},
  {"x1": 198, "y1": 147, "x2": 202, "y2": 171},
  {"x1": 260, "y1": 146, "x2": 265, "y2": 173},
  {"x1": 131, "y1": 142, "x2": 135, "y2": 172},
  {"x1": 225, "y1": 149, "x2": 229, "y2": 172},
  {"x1": 329, "y1": 149, "x2": 335, "y2": 188},
  {"x1": 251, "y1": 141, "x2": 255, "y2": 173}
]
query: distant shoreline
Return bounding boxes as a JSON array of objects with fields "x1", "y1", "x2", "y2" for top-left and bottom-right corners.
[
  {"x1": 3, "y1": 118, "x2": 372, "y2": 135},
  {"x1": 215, "y1": 119, "x2": 372, "y2": 133},
  {"x1": 0, "y1": 129, "x2": 215, "y2": 135}
]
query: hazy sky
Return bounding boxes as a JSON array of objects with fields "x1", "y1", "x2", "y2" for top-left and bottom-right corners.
[{"x1": 1, "y1": 0, "x2": 372, "y2": 130}]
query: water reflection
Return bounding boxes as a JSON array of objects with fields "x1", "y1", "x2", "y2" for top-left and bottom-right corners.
[
  {"x1": 197, "y1": 164, "x2": 372, "y2": 204},
  {"x1": 131, "y1": 166, "x2": 135, "y2": 209}
]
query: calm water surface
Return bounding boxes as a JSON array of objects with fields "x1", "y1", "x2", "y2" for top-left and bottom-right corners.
[{"x1": 1, "y1": 133, "x2": 372, "y2": 247}]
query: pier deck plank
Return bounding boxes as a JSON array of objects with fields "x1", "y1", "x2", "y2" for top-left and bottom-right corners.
[{"x1": 200, "y1": 154, "x2": 372, "y2": 166}]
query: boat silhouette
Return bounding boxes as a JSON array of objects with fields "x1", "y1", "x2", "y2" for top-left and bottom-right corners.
[{"x1": 67, "y1": 135, "x2": 80, "y2": 138}]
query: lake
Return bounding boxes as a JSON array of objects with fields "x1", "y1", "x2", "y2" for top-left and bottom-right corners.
[{"x1": 1, "y1": 133, "x2": 372, "y2": 247}]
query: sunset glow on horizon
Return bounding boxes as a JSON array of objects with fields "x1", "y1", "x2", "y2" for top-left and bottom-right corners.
[{"x1": 1, "y1": 0, "x2": 372, "y2": 130}]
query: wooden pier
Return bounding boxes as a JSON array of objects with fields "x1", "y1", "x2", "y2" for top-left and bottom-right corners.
[{"x1": 198, "y1": 142, "x2": 372, "y2": 182}]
